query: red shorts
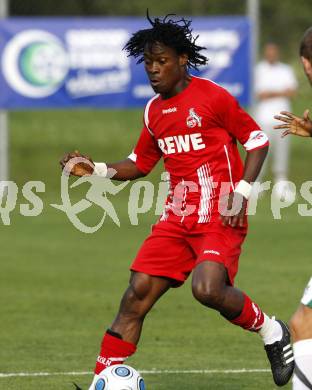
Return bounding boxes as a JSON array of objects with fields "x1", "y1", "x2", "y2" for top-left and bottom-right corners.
[{"x1": 130, "y1": 219, "x2": 247, "y2": 286}]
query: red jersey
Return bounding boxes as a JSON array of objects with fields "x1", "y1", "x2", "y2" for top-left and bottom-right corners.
[{"x1": 129, "y1": 76, "x2": 269, "y2": 224}]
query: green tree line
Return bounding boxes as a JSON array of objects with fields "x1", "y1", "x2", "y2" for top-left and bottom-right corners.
[{"x1": 8, "y1": 0, "x2": 312, "y2": 57}]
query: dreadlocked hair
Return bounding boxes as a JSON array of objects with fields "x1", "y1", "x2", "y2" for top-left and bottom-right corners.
[
  {"x1": 300, "y1": 27, "x2": 312, "y2": 62},
  {"x1": 123, "y1": 11, "x2": 208, "y2": 70}
]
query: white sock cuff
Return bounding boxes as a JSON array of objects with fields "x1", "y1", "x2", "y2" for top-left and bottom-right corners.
[{"x1": 293, "y1": 339, "x2": 312, "y2": 357}]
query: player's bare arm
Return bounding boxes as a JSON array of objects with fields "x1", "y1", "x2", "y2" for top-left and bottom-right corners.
[
  {"x1": 242, "y1": 146, "x2": 269, "y2": 183},
  {"x1": 221, "y1": 146, "x2": 268, "y2": 228},
  {"x1": 107, "y1": 159, "x2": 146, "y2": 180},
  {"x1": 60, "y1": 151, "x2": 145, "y2": 180},
  {"x1": 274, "y1": 109, "x2": 312, "y2": 137}
]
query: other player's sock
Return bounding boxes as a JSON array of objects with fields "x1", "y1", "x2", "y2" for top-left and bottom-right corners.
[
  {"x1": 292, "y1": 339, "x2": 312, "y2": 390},
  {"x1": 229, "y1": 293, "x2": 265, "y2": 331},
  {"x1": 258, "y1": 314, "x2": 283, "y2": 345},
  {"x1": 94, "y1": 330, "x2": 137, "y2": 374}
]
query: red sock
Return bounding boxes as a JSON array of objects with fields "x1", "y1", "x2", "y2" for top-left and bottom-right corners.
[
  {"x1": 94, "y1": 332, "x2": 137, "y2": 374},
  {"x1": 229, "y1": 293, "x2": 264, "y2": 332}
]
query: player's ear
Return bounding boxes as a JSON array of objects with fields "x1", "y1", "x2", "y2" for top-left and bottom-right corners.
[
  {"x1": 301, "y1": 56, "x2": 311, "y2": 71},
  {"x1": 301, "y1": 56, "x2": 312, "y2": 81},
  {"x1": 179, "y1": 53, "x2": 188, "y2": 67}
]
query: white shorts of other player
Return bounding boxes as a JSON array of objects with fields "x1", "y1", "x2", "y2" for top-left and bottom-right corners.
[{"x1": 301, "y1": 277, "x2": 312, "y2": 307}]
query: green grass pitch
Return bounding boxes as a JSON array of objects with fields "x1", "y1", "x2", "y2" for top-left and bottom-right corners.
[{"x1": 0, "y1": 99, "x2": 311, "y2": 389}]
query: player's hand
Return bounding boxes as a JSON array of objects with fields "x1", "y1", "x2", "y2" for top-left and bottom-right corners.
[
  {"x1": 60, "y1": 150, "x2": 95, "y2": 176},
  {"x1": 274, "y1": 110, "x2": 312, "y2": 138},
  {"x1": 219, "y1": 192, "x2": 247, "y2": 228}
]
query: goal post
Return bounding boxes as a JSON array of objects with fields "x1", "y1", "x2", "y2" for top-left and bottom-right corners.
[
  {"x1": 247, "y1": 0, "x2": 260, "y2": 112},
  {"x1": 0, "y1": 0, "x2": 8, "y2": 183}
]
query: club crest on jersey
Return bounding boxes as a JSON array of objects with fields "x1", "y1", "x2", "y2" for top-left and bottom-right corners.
[{"x1": 186, "y1": 108, "x2": 202, "y2": 128}]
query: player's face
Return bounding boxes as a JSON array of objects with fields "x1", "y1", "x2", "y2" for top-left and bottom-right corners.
[
  {"x1": 264, "y1": 43, "x2": 279, "y2": 64},
  {"x1": 144, "y1": 42, "x2": 188, "y2": 98},
  {"x1": 301, "y1": 56, "x2": 312, "y2": 85}
]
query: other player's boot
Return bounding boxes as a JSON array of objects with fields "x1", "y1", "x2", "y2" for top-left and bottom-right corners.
[{"x1": 264, "y1": 320, "x2": 294, "y2": 386}]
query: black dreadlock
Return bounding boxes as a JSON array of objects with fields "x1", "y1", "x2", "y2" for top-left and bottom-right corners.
[
  {"x1": 300, "y1": 27, "x2": 312, "y2": 62},
  {"x1": 123, "y1": 11, "x2": 208, "y2": 70}
]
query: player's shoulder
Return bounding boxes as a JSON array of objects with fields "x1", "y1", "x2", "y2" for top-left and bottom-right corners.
[
  {"x1": 143, "y1": 93, "x2": 161, "y2": 116},
  {"x1": 192, "y1": 75, "x2": 222, "y2": 90},
  {"x1": 191, "y1": 75, "x2": 230, "y2": 98},
  {"x1": 144, "y1": 93, "x2": 161, "y2": 111},
  {"x1": 191, "y1": 76, "x2": 236, "y2": 111}
]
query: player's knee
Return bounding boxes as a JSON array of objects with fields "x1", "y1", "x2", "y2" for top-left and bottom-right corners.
[
  {"x1": 192, "y1": 281, "x2": 225, "y2": 309},
  {"x1": 129, "y1": 273, "x2": 153, "y2": 301},
  {"x1": 119, "y1": 274, "x2": 153, "y2": 319},
  {"x1": 290, "y1": 310, "x2": 304, "y2": 339},
  {"x1": 290, "y1": 306, "x2": 312, "y2": 340}
]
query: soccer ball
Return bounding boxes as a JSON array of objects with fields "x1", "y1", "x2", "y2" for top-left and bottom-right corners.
[{"x1": 93, "y1": 365, "x2": 145, "y2": 390}]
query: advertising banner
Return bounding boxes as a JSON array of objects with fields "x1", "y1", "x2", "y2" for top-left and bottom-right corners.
[{"x1": 0, "y1": 17, "x2": 251, "y2": 109}]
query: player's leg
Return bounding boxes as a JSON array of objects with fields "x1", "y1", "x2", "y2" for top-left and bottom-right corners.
[
  {"x1": 88, "y1": 220, "x2": 195, "y2": 389},
  {"x1": 291, "y1": 305, "x2": 312, "y2": 389},
  {"x1": 88, "y1": 272, "x2": 172, "y2": 389},
  {"x1": 189, "y1": 221, "x2": 294, "y2": 386},
  {"x1": 290, "y1": 304, "x2": 312, "y2": 342},
  {"x1": 192, "y1": 261, "x2": 282, "y2": 343},
  {"x1": 94, "y1": 272, "x2": 172, "y2": 374},
  {"x1": 190, "y1": 226, "x2": 276, "y2": 332},
  {"x1": 192, "y1": 260, "x2": 294, "y2": 386},
  {"x1": 290, "y1": 278, "x2": 312, "y2": 389},
  {"x1": 192, "y1": 261, "x2": 266, "y2": 327},
  {"x1": 111, "y1": 271, "x2": 172, "y2": 344}
]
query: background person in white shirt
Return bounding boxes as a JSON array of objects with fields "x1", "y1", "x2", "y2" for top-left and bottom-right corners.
[{"x1": 255, "y1": 43, "x2": 297, "y2": 200}]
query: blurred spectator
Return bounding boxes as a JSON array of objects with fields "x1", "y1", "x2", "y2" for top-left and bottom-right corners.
[{"x1": 254, "y1": 43, "x2": 297, "y2": 200}]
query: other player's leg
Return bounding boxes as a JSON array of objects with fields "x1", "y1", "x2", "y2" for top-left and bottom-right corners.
[
  {"x1": 192, "y1": 261, "x2": 294, "y2": 386},
  {"x1": 88, "y1": 272, "x2": 172, "y2": 389},
  {"x1": 290, "y1": 278, "x2": 312, "y2": 390}
]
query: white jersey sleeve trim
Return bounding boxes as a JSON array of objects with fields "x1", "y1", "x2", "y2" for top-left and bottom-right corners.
[
  {"x1": 191, "y1": 74, "x2": 222, "y2": 87},
  {"x1": 243, "y1": 130, "x2": 269, "y2": 151},
  {"x1": 144, "y1": 94, "x2": 159, "y2": 136},
  {"x1": 128, "y1": 151, "x2": 137, "y2": 162}
]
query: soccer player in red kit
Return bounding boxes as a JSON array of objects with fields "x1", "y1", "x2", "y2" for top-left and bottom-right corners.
[{"x1": 61, "y1": 14, "x2": 294, "y2": 388}]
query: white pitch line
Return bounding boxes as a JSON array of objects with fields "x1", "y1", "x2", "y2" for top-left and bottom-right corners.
[
  {"x1": 140, "y1": 369, "x2": 270, "y2": 374},
  {"x1": 0, "y1": 369, "x2": 270, "y2": 378}
]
